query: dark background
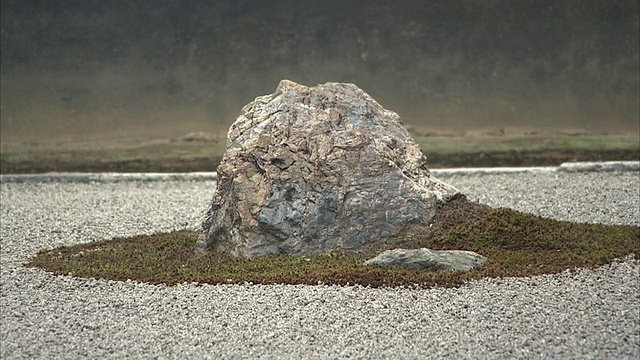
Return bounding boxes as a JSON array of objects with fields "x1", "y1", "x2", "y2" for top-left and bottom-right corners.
[{"x1": 1, "y1": 0, "x2": 638, "y2": 149}]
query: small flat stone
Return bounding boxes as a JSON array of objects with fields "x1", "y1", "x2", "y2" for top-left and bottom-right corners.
[{"x1": 363, "y1": 248, "x2": 487, "y2": 271}]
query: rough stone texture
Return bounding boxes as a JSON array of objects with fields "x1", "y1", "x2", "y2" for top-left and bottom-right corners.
[
  {"x1": 198, "y1": 80, "x2": 460, "y2": 257},
  {"x1": 364, "y1": 248, "x2": 488, "y2": 271}
]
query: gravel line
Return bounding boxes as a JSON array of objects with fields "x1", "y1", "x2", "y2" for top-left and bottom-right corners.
[
  {"x1": 1, "y1": 172, "x2": 639, "y2": 359},
  {"x1": 1, "y1": 160, "x2": 638, "y2": 184}
]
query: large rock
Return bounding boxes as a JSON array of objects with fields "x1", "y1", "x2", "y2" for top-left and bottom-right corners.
[
  {"x1": 197, "y1": 80, "x2": 460, "y2": 257},
  {"x1": 363, "y1": 248, "x2": 487, "y2": 271}
]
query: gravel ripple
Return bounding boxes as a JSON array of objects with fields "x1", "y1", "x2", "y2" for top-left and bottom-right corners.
[{"x1": 1, "y1": 172, "x2": 639, "y2": 359}]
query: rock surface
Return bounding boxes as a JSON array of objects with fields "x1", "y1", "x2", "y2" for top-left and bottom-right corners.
[
  {"x1": 198, "y1": 80, "x2": 460, "y2": 257},
  {"x1": 363, "y1": 248, "x2": 488, "y2": 271}
]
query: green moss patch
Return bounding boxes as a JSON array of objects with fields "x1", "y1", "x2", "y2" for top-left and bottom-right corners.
[
  {"x1": 3, "y1": 135, "x2": 639, "y2": 173},
  {"x1": 26, "y1": 198, "x2": 639, "y2": 288},
  {"x1": 414, "y1": 135, "x2": 640, "y2": 154}
]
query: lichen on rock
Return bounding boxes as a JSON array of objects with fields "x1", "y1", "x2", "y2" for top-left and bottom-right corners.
[{"x1": 198, "y1": 80, "x2": 460, "y2": 258}]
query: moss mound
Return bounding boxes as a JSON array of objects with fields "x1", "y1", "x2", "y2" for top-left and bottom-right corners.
[{"x1": 27, "y1": 198, "x2": 639, "y2": 288}]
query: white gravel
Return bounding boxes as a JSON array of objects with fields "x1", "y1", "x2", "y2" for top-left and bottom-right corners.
[{"x1": 1, "y1": 171, "x2": 639, "y2": 359}]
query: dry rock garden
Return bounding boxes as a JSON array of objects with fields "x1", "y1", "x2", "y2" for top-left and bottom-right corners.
[{"x1": 28, "y1": 81, "x2": 639, "y2": 287}]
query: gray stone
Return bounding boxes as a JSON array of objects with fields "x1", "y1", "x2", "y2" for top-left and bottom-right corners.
[
  {"x1": 363, "y1": 248, "x2": 487, "y2": 271},
  {"x1": 558, "y1": 161, "x2": 640, "y2": 173},
  {"x1": 198, "y1": 80, "x2": 460, "y2": 257}
]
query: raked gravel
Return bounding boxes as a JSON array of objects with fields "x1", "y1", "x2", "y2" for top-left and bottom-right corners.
[{"x1": 1, "y1": 171, "x2": 639, "y2": 359}]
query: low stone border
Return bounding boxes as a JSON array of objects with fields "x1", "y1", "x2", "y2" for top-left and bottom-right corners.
[
  {"x1": 1, "y1": 161, "x2": 638, "y2": 183},
  {"x1": 557, "y1": 161, "x2": 640, "y2": 172}
]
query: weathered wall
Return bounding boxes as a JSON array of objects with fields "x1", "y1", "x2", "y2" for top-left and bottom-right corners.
[{"x1": 1, "y1": 0, "x2": 638, "y2": 147}]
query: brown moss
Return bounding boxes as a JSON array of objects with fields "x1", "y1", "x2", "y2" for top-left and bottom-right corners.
[{"x1": 26, "y1": 198, "x2": 639, "y2": 288}]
